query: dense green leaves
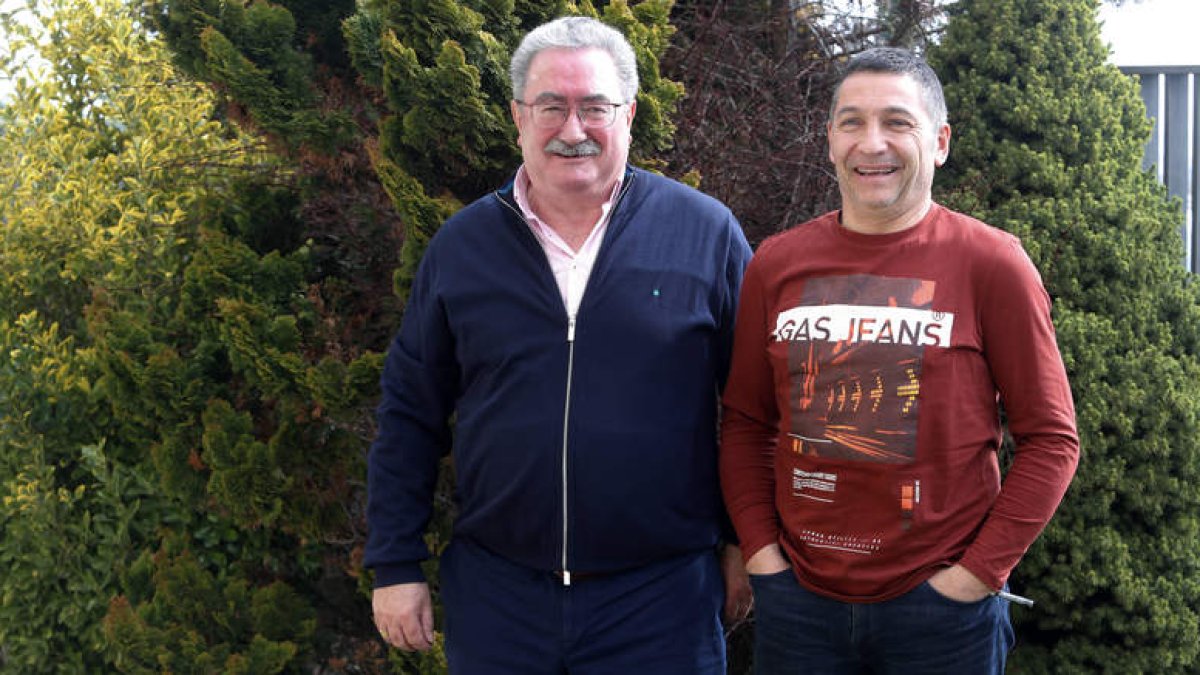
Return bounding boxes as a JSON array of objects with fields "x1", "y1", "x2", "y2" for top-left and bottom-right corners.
[
  {"x1": 930, "y1": 0, "x2": 1200, "y2": 671},
  {"x1": 102, "y1": 543, "x2": 316, "y2": 674},
  {"x1": 0, "y1": 0, "x2": 378, "y2": 670},
  {"x1": 150, "y1": 0, "x2": 354, "y2": 151}
]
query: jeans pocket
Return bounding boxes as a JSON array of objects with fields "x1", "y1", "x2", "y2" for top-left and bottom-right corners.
[
  {"x1": 879, "y1": 581, "x2": 1014, "y2": 672},
  {"x1": 748, "y1": 568, "x2": 793, "y2": 582},
  {"x1": 919, "y1": 579, "x2": 992, "y2": 607},
  {"x1": 748, "y1": 568, "x2": 794, "y2": 601}
]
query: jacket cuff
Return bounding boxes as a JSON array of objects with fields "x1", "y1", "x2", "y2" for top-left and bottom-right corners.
[{"x1": 371, "y1": 562, "x2": 427, "y2": 588}]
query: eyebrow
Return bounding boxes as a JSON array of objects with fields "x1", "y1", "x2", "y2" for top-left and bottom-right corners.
[
  {"x1": 529, "y1": 92, "x2": 618, "y2": 104},
  {"x1": 834, "y1": 104, "x2": 919, "y2": 119}
]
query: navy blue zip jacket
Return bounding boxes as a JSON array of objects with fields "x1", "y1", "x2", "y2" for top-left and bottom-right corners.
[{"x1": 365, "y1": 166, "x2": 752, "y2": 587}]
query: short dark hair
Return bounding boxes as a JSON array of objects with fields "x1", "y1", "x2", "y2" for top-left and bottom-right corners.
[{"x1": 829, "y1": 47, "x2": 947, "y2": 128}]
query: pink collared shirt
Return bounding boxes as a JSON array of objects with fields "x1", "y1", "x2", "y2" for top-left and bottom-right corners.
[{"x1": 513, "y1": 165, "x2": 622, "y2": 317}]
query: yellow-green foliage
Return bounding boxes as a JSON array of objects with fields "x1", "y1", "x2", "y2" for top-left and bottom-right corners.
[
  {"x1": 0, "y1": 0, "x2": 377, "y2": 671},
  {"x1": 0, "y1": 1, "x2": 268, "y2": 669},
  {"x1": 0, "y1": 1, "x2": 273, "y2": 331},
  {"x1": 0, "y1": 438, "x2": 160, "y2": 672},
  {"x1": 102, "y1": 541, "x2": 316, "y2": 674}
]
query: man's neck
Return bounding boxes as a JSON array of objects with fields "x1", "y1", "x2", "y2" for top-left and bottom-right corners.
[
  {"x1": 526, "y1": 182, "x2": 615, "y2": 250},
  {"x1": 840, "y1": 199, "x2": 933, "y2": 235}
]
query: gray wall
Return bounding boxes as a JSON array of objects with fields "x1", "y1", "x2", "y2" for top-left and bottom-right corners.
[{"x1": 1124, "y1": 66, "x2": 1200, "y2": 271}]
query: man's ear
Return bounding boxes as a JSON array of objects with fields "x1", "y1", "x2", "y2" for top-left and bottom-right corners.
[
  {"x1": 511, "y1": 99, "x2": 529, "y2": 144},
  {"x1": 934, "y1": 122, "x2": 951, "y2": 167},
  {"x1": 621, "y1": 99, "x2": 638, "y2": 134},
  {"x1": 826, "y1": 120, "x2": 834, "y2": 165}
]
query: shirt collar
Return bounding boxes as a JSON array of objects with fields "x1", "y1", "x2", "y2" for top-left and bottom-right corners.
[{"x1": 512, "y1": 165, "x2": 623, "y2": 229}]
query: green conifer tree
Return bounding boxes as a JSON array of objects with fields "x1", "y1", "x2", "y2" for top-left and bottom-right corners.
[
  {"x1": 928, "y1": 0, "x2": 1200, "y2": 671},
  {"x1": 0, "y1": 0, "x2": 382, "y2": 669}
]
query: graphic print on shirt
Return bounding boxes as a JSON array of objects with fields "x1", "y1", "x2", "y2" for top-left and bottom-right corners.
[{"x1": 772, "y1": 274, "x2": 954, "y2": 471}]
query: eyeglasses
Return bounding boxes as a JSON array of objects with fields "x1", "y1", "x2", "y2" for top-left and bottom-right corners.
[{"x1": 516, "y1": 101, "x2": 627, "y2": 129}]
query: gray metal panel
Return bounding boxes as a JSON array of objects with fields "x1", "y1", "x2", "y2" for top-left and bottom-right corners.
[
  {"x1": 1193, "y1": 75, "x2": 1200, "y2": 272},
  {"x1": 1161, "y1": 71, "x2": 1190, "y2": 265},
  {"x1": 1165, "y1": 74, "x2": 1190, "y2": 266},
  {"x1": 1124, "y1": 65, "x2": 1200, "y2": 76},
  {"x1": 1118, "y1": 67, "x2": 1199, "y2": 271},
  {"x1": 1139, "y1": 73, "x2": 1160, "y2": 175},
  {"x1": 1165, "y1": 74, "x2": 1189, "y2": 203}
]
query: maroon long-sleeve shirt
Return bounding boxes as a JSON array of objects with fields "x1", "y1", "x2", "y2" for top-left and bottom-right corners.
[{"x1": 720, "y1": 204, "x2": 1079, "y2": 601}]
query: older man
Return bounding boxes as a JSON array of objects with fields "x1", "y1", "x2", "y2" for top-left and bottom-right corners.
[
  {"x1": 365, "y1": 16, "x2": 752, "y2": 674},
  {"x1": 720, "y1": 47, "x2": 1079, "y2": 673}
]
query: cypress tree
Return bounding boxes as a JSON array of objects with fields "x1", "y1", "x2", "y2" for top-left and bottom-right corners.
[
  {"x1": 928, "y1": 0, "x2": 1200, "y2": 671},
  {"x1": 0, "y1": 0, "x2": 342, "y2": 669}
]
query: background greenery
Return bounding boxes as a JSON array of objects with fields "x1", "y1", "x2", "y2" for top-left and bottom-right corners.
[{"x1": 0, "y1": 0, "x2": 1194, "y2": 672}]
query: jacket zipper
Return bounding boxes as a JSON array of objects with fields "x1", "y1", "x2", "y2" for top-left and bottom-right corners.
[
  {"x1": 561, "y1": 315, "x2": 577, "y2": 586},
  {"x1": 494, "y1": 175, "x2": 635, "y2": 588}
]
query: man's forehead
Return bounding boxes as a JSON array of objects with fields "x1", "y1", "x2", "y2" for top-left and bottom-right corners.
[
  {"x1": 834, "y1": 73, "x2": 925, "y2": 113},
  {"x1": 842, "y1": 70, "x2": 920, "y2": 88},
  {"x1": 833, "y1": 102, "x2": 921, "y2": 117},
  {"x1": 525, "y1": 48, "x2": 623, "y2": 92}
]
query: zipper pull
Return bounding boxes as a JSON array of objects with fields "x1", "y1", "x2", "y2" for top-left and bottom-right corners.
[
  {"x1": 567, "y1": 316, "x2": 576, "y2": 342},
  {"x1": 562, "y1": 570, "x2": 571, "y2": 587}
]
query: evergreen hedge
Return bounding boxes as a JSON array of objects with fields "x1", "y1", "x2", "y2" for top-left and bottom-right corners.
[{"x1": 930, "y1": 0, "x2": 1200, "y2": 671}]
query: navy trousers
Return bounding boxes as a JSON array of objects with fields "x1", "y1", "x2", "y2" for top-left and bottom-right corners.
[
  {"x1": 439, "y1": 538, "x2": 726, "y2": 674},
  {"x1": 749, "y1": 569, "x2": 1014, "y2": 674}
]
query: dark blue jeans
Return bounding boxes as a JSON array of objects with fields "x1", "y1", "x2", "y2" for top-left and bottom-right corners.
[
  {"x1": 440, "y1": 539, "x2": 726, "y2": 674},
  {"x1": 749, "y1": 569, "x2": 1014, "y2": 674}
]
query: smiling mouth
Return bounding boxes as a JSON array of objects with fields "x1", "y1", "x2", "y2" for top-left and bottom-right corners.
[
  {"x1": 855, "y1": 167, "x2": 898, "y2": 176},
  {"x1": 551, "y1": 148, "x2": 598, "y2": 159}
]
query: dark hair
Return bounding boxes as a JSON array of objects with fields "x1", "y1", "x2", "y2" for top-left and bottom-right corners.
[{"x1": 829, "y1": 47, "x2": 947, "y2": 127}]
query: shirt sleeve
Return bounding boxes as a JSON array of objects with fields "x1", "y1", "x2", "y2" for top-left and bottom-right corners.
[
  {"x1": 364, "y1": 244, "x2": 460, "y2": 588},
  {"x1": 716, "y1": 216, "x2": 754, "y2": 394},
  {"x1": 957, "y1": 238, "x2": 1080, "y2": 590},
  {"x1": 713, "y1": 215, "x2": 754, "y2": 545},
  {"x1": 720, "y1": 250, "x2": 785, "y2": 562}
]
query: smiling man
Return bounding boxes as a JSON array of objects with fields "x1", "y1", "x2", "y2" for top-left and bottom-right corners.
[
  {"x1": 364, "y1": 16, "x2": 753, "y2": 674},
  {"x1": 719, "y1": 48, "x2": 1079, "y2": 673}
]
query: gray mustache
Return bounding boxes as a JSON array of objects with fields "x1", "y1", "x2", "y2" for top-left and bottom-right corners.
[{"x1": 545, "y1": 139, "x2": 601, "y2": 157}]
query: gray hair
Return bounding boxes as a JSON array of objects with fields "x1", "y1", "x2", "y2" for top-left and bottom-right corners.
[
  {"x1": 830, "y1": 47, "x2": 948, "y2": 128},
  {"x1": 510, "y1": 16, "x2": 639, "y2": 104}
]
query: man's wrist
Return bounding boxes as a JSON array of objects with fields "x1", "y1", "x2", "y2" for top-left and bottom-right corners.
[
  {"x1": 370, "y1": 562, "x2": 427, "y2": 588},
  {"x1": 745, "y1": 543, "x2": 790, "y2": 574}
]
